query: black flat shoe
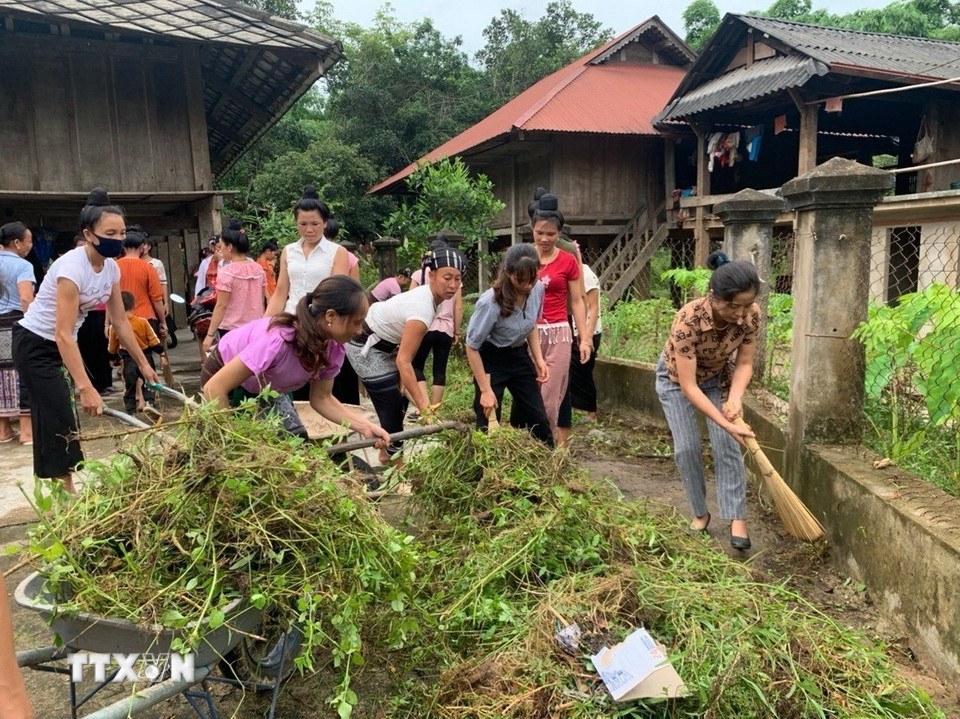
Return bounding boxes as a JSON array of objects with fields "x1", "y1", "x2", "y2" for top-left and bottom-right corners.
[
  {"x1": 730, "y1": 535, "x2": 752, "y2": 550},
  {"x1": 687, "y1": 512, "x2": 711, "y2": 535}
]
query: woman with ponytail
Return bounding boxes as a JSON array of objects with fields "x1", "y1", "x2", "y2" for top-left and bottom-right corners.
[
  {"x1": 13, "y1": 188, "x2": 159, "y2": 492},
  {"x1": 655, "y1": 250, "x2": 760, "y2": 550},
  {"x1": 465, "y1": 243, "x2": 552, "y2": 446},
  {"x1": 201, "y1": 218, "x2": 267, "y2": 355},
  {"x1": 265, "y1": 185, "x2": 349, "y2": 318},
  {"x1": 202, "y1": 275, "x2": 388, "y2": 445}
]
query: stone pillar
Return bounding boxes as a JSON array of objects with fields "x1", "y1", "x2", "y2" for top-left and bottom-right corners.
[
  {"x1": 372, "y1": 237, "x2": 401, "y2": 281},
  {"x1": 780, "y1": 158, "x2": 892, "y2": 460},
  {"x1": 714, "y1": 188, "x2": 784, "y2": 382}
]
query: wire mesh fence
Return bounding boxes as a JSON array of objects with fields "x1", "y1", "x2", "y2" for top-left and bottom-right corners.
[{"x1": 860, "y1": 221, "x2": 960, "y2": 493}]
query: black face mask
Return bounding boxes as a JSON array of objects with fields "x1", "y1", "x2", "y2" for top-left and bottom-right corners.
[{"x1": 91, "y1": 234, "x2": 124, "y2": 258}]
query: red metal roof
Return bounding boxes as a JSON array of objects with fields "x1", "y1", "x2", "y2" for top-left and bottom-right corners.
[{"x1": 369, "y1": 20, "x2": 690, "y2": 193}]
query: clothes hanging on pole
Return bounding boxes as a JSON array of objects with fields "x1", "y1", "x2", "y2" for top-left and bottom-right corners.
[{"x1": 745, "y1": 125, "x2": 764, "y2": 161}]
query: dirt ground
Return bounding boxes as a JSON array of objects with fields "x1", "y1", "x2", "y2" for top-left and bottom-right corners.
[{"x1": 2, "y1": 338, "x2": 958, "y2": 718}]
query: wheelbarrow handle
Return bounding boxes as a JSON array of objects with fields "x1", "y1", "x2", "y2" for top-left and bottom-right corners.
[
  {"x1": 323, "y1": 420, "x2": 466, "y2": 455},
  {"x1": 101, "y1": 405, "x2": 152, "y2": 429},
  {"x1": 144, "y1": 382, "x2": 197, "y2": 406}
]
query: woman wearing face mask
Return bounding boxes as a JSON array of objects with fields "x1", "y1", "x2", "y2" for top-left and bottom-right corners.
[
  {"x1": 345, "y1": 247, "x2": 466, "y2": 463},
  {"x1": 12, "y1": 188, "x2": 159, "y2": 493},
  {"x1": 656, "y1": 251, "x2": 760, "y2": 550},
  {"x1": 202, "y1": 276, "x2": 389, "y2": 446},
  {"x1": 0, "y1": 222, "x2": 36, "y2": 445}
]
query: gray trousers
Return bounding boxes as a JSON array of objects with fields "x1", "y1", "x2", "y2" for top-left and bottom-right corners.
[{"x1": 655, "y1": 358, "x2": 747, "y2": 521}]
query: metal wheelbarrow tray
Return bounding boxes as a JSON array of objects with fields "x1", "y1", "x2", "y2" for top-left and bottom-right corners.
[{"x1": 15, "y1": 571, "x2": 260, "y2": 667}]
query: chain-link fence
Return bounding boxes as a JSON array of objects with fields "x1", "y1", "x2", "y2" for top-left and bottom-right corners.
[
  {"x1": 757, "y1": 229, "x2": 796, "y2": 401},
  {"x1": 861, "y1": 221, "x2": 960, "y2": 493}
]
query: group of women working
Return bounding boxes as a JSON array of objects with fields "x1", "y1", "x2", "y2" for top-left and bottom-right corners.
[{"x1": 9, "y1": 181, "x2": 763, "y2": 547}]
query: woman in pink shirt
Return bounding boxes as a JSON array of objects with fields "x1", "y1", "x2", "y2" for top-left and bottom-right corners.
[
  {"x1": 202, "y1": 219, "x2": 267, "y2": 355},
  {"x1": 201, "y1": 275, "x2": 389, "y2": 445}
]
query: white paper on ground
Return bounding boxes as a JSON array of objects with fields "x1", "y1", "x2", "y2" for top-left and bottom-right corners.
[{"x1": 591, "y1": 627, "x2": 687, "y2": 701}]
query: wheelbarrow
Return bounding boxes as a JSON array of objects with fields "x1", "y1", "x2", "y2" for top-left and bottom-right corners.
[{"x1": 17, "y1": 384, "x2": 464, "y2": 717}]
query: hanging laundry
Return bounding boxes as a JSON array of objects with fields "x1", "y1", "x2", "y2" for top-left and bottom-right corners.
[
  {"x1": 707, "y1": 131, "x2": 741, "y2": 172},
  {"x1": 745, "y1": 125, "x2": 764, "y2": 161}
]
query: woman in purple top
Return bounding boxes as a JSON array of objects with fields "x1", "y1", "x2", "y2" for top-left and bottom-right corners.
[{"x1": 201, "y1": 275, "x2": 389, "y2": 446}]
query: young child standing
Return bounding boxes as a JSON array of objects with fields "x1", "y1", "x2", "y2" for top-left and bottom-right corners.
[{"x1": 108, "y1": 291, "x2": 165, "y2": 415}]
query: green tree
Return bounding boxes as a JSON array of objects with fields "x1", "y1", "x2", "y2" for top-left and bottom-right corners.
[
  {"x1": 318, "y1": 5, "x2": 490, "y2": 177},
  {"x1": 383, "y1": 157, "x2": 504, "y2": 252},
  {"x1": 683, "y1": 0, "x2": 722, "y2": 51},
  {"x1": 243, "y1": 0, "x2": 299, "y2": 21},
  {"x1": 475, "y1": 0, "x2": 612, "y2": 105}
]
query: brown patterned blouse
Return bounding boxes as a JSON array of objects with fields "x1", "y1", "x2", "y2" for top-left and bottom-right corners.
[{"x1": 661, "y1": 297, "x2": 761, "y2": 388}]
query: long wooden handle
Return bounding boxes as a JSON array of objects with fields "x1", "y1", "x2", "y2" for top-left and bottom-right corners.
[
  {"x1": 323, "y1": 420, "x2": 465, "y2": 454},
  {"x1": 733, "y1": 416, "x2": 780, "y2": 478}
]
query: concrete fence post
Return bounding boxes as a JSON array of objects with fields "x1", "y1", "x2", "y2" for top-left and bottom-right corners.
[
  {"x1": 714, "y1": 189, "x2": 784, "y2": 382},
  {"x1": 372, "y1": 236, "x2": 401, "y2": 281},
  {"x1": 779, "y1": 158, "x2": 892, "y2": 472}
]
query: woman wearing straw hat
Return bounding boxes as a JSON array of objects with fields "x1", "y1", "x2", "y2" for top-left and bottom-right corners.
[{"x1": 655, "y1": 251, "x2": 759, "y2": 550}]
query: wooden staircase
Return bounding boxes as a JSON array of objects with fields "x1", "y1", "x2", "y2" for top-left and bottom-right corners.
[{"x1": 594, "y1": 200, "x2": 669, "y2": 306}]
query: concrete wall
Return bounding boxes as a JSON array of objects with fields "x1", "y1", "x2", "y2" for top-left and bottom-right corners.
[{"x1": 595, "y1": 356, "x2": 960, "y2": 680}]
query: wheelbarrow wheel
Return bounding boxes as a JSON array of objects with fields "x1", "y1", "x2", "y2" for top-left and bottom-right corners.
[{"x1": 220, "y1": 617, "x2": 303, "y2": 687}]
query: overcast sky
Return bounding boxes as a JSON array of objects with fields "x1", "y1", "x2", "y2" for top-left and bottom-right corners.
[{"x1": 316, "y1": 0, "x2": 894, "y2": 57}]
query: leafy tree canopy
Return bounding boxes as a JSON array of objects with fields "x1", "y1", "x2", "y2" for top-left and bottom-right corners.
[
  {"x1": 476, "y1": 0, "x2": 613, "y2": 105},
  {"x1": 316, "y1": 3, "x2": 490, "y2": 178},
  {"x1": 242, "y1": 0, "x2": 299, "y2": 21}
]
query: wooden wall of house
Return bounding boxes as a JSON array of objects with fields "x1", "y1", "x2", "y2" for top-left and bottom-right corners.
[
  {"x1": 549, "y1": 134, "x2": 663, "y2": 218},
  {"x1": 0, "y1": 35, "x2": 203, "y2": 193},
  {"x1": 486, "y1": 134, "x2": 665, "y2": 230},
  {"x1": 925, "y1": 98, "x2": 960, "y2": 191}
]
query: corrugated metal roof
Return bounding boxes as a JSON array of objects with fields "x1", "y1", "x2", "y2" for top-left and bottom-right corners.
[
  {"x1": 659, "y1": 14, "x2": 960, "y2": 122},
  {"x1": 658, "y1": 55, "x2": 827, "y2": 122},
  {"x1": 0, "y1": 0, "x2": 343, "y2": 177},
  {"x1": 741, "y1": 15, "x2": 960, "y2": 80},
  {"x1": 370, "y1": 18, "x2": 690, "y2": 193},
  {"x1": 0, "y1": 0, "x2": 338, "y2": 53}
]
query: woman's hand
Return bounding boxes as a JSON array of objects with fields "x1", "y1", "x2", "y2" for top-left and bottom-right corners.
[
  {"x1": 201, "y1": 334, "x2": 215, "y2": 355},
  {"x1": 479, "y1": 389, "x2": 497, "y2": 413},
  {"x1": 578, "y1": 339, "x2": 592, "y2": 364},
  {"x1": 725, "y1": 419, "x2": 754, "y2": 447},
  {"x1": 139, "y1": 365, "x2": 160, "y2": 387},
  {"x1": 359, "y1": 422, "x2": 391, "y2": 449},
  {"x1": 722, "y1": 398, "x2": 743, "y2": 422},
  {"x1": 78, "y1": 386, "x2": 103, "y2": 415},
  {"x1": 534, "y1": 358, "x2": 549, "y2": 384}
]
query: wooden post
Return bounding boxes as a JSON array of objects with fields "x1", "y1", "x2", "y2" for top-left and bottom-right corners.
[
  {"x1": 664, "y1": 139, "x2": 676, "y2": 210},
  {"x1": 790, "y1": 90, "x2": 819, "y2": 176},
  {"x1": 511, "y1": 154, "x2": 519, "y2": 246},
  {"x1": 181, "y1": 45, "x2": 212, "y2": 192},
  {"x1": 691, "y1": 122, "x2": 712, "y2": 267}
]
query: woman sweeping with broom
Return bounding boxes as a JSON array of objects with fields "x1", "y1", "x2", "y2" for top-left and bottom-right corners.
[{"x1": 655, "y1": 251, "x2": 759, "y2": 550}]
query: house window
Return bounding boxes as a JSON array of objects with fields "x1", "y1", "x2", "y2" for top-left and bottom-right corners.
[{"x1": 886, "y1": 226, "x2": 920, "y2": 304}]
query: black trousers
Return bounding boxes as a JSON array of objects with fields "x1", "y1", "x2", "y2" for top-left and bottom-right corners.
[
  {"x1": 474, "y1": 344, "x2": 553, "y2": 447},
  {"x1": 120, "y1": 351, "x2": 156, "y2": 413},
  {"x1": 331, "y1": 353, "x2": 361, "y2": 405},
  {"x1": 77, "y1": 309, "x2": 113, "y2": 392},
  {"x1": 558, "y1": 332, "x2": 602, "y2": 426},
  {"x1": 12, "y1": 324, "x2": 83, "y2": 478},
  {"x1": 412, "y1": 330, "x2": 453, "y2": 386}
]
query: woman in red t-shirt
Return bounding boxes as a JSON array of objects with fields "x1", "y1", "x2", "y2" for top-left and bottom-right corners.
[{"x1": 532, "y1": 194, "x2": 591, "y2": 444}]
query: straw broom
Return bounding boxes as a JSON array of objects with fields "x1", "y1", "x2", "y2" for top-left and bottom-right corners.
[{"x1": 731, "y1": 416, "x2": 825, "y2": 542}]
